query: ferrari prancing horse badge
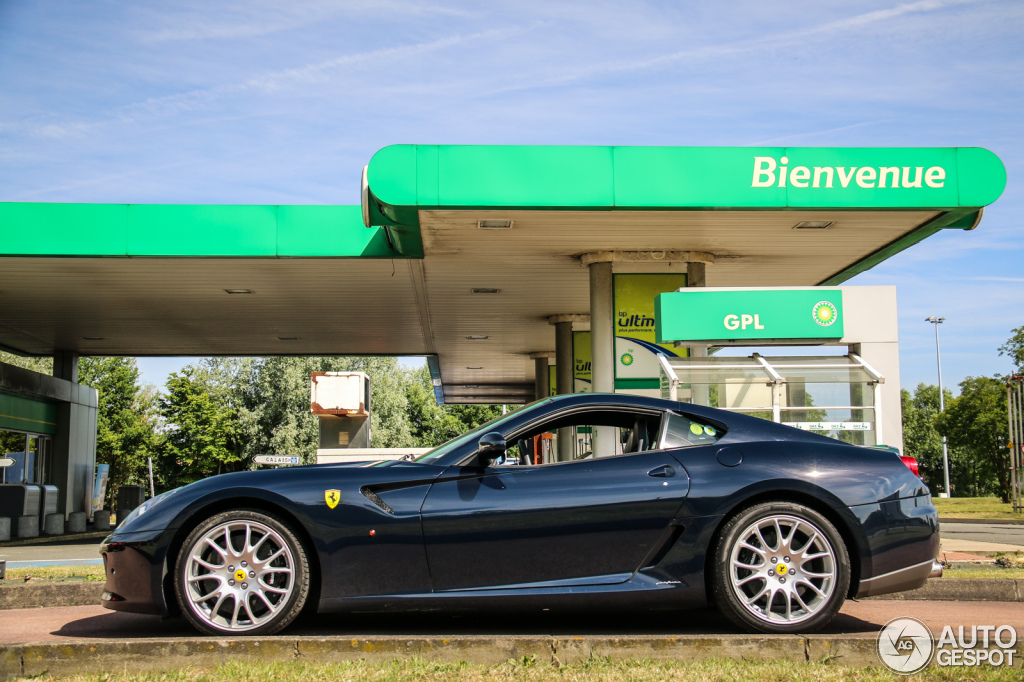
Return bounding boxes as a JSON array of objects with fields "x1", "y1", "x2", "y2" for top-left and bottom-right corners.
[{"x1": 325, "y1": 489, "x2": 341, "y2": 509}]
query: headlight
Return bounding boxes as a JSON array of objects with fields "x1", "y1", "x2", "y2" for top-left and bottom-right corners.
[{"x1": 117, "y1": 487, "x2": 180, "y2": 529}]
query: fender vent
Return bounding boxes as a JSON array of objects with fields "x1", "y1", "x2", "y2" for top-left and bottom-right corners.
[{"x1": 361, "y1": 488, "x2": 394, "y2": 514}]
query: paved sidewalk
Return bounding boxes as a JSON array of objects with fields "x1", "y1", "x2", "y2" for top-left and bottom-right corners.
[{"x1": 940, "y1": 538, "x2": 1023, "y2": 554}]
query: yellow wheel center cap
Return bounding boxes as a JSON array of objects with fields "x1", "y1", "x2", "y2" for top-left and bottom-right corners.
[
  {"x1": 235, "y1": 569, "x2": 247, "y2": 581},
  {"x1": 777, "y1": 564, "x2": 787, "y2": 575}
]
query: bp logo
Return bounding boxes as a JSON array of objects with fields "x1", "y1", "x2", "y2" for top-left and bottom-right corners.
[
  {"x1": 812, "y1": 300, "x2": 838, "y2": 327},
  {"x1": 620, "y1": 353, "x2": 634, "y2": 366}
]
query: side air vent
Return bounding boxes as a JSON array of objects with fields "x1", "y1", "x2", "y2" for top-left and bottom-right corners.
[{"x1": 361, "y1": 488, "x2": 395, "y2": 514}]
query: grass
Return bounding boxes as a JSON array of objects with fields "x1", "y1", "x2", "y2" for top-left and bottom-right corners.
[
  {"x1": 2, "y1": 565, "x2": 105, "y2": 582},
  {"x1": 942, "y1": 567, "x2": 1024, "y2": 579},
  {"x1": 19, "y1": 657, "x2": 1024, "y2": 682},
  {"x1": 933, "y1": 496, "x2": 1024, "y2": 520}
]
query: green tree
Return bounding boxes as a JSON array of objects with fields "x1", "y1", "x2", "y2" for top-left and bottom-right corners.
[
  {"x1": 78, "y1": 357, "x2": 160, "y2": 507},
  {"x1": 157, "y1": 367, "x2": 241, "y2": 487},
  {"x1": 0, "y1": 351, "x2": 53, "y2": 374},
  {"x1": 193, "y1": 356, "x2": 418, "y2": 468},
  {"x1": 232, "y1": 356, "x2": 346, "y2": 464},
  {"x1": 902, "y1": 384, "x2": 951, "y2": 493},
  {"x1": 998, "y1": 325, "x2": 1024, "y2": 375},
  {"x1": 350, "y1": 357, "x2": 415, "y2": 448},
  {"x1": 935, "y1": 376, "x2": 1010, "y2": 501}
]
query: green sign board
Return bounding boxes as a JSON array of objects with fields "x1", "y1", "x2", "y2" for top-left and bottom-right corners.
[
  {"x1": 655, "y1": 287, "x2": 845, "y2": 343},
  {"x1": 0, "y1": 392, "x2": 58, "y2": 435},
  {"x1": 614, "y1": 273, "x2": 688, "y2": 381},
  {"x1": 573, "y1": 331, "x2": 592, "y2": 393}
]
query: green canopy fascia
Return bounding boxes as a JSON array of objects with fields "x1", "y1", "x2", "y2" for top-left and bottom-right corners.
[
  {"x1": 0, "y1": 204, "x2": 423, "y2": 259},
  {"x1": 365, "y1": 145, "x2": 1005, "y2": 220},
  {"x1": 363, "y1": 144, "x2": 1005, "y2": 283}
]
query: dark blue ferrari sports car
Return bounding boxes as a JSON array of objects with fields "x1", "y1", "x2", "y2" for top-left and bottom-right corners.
[{"x1": 101, "y1": 393, "x2": 940, "y2": 636}]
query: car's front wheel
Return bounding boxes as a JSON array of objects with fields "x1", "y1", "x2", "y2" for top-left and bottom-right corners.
[
  {"x1": 711, "y1": 502, "x2": 850, "y2": 634},
  {"x1": 174, "y1": 509, "x2": 310, "y2": 636}
]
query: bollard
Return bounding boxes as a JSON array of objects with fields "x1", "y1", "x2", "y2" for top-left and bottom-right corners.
[
  {"x1": 0, "y1": 517, "x2": 10, "y2": 542},
  {"x1": 16, "y1": 515, "x2": 39, "y2": 538},
  {"x1": 0, "y1": 559, "x2": 5, "y2": 580},
  {"x1": 67, "y1": 511, "x2": 87, "y2": 533},
  {"x1": 44, "y1": 513, "x2": 65, "y2": 536},
  {"x1": 93, "y1": 510, "x2": 111, "y2": 531}
]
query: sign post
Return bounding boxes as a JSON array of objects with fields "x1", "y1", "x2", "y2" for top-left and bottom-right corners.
[{"x1": 0, "y1": 457, "x2": 14, "y2": 485}]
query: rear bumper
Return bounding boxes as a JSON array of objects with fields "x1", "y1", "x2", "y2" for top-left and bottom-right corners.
[
  {"x1": 849, "y1": 492, "x2": 940, "y2": 598},
  {"x1": 856, "y1": 558, "x2": 942, "y2": 598}
]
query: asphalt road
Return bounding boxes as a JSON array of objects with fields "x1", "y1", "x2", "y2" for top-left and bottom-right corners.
[
  {"x1": 0, "y1": 601, "x2": 1021, "y2": 644},
  {"x1": 0, "y1": 536, "x2": 104, "y2": 567},
  {"x1": 941, "y1": 522, "x2": 1024, "y2": 547}
]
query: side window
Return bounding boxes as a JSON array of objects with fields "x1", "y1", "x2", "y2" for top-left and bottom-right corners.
[
  {"x1": 660, "y1": 412, "x2": 724, "y2": 449},
  {"x1": 497, "y1": 410, "x2": 662, "y2": 465}
]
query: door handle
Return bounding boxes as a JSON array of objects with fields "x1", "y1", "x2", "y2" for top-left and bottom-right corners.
[{"x1": 648, "y1": 465, "x2": 675, "y2": 478}]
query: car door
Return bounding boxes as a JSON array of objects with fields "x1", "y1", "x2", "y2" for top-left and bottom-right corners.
[{"x1": 419, "y1": 443, "x2": 691, "y2": 592}]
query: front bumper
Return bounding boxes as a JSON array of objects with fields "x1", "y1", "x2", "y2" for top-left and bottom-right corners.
[{"x1": 100, "y1": 530, "x2": 170, "y2": 616}]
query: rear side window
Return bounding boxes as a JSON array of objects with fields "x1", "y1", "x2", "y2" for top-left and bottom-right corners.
[{"x1": 661, "y1": 412, "x2": 724, "y2": 449}]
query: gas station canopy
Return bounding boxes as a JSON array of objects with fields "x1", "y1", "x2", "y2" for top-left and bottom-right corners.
[{"x1": 0, "y1": 145, "x2": 1006, "y2": 403}]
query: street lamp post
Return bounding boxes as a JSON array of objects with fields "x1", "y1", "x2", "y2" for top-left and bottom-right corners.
[{"x1": 926, "y1": 316, "x2": 951, "y2": 497}]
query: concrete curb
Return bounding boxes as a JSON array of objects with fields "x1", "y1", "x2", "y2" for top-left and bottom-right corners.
[
  {"x1": 0, "y1": 582, "x2": 103, "y2": 611},
  {"x1": 2, "y1": 633, "x2": 1019, "y2": 678},
  {"x1": 0, "y1": 634, "x2": 856, "y2": 678},
  {"x1": 2, "y1": 578, "x2": 1024, "y2": 611},
  {"x1": 939, "y1": 517, "x2": 1024, "y2": 526},
  {"x1": 864, "y1": 579, "x2": 1024, "y2": 602}
]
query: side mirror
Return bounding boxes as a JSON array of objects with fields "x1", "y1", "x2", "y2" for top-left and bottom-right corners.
[{"x1": 477, "y1": 432, "x2": 507, "y2": 467}]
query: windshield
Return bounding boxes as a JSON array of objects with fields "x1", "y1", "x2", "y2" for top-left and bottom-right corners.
[{"x1": 413, "y1": 398, "x2": 553, "y2": 465}]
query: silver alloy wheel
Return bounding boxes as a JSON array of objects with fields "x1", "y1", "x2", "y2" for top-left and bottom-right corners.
[
  {"x1": 728, "y1": 514, "x2": 836, "y2": 625},
  {"x1": 182, "y1": 519, "x2": 296, "y2": 632}
]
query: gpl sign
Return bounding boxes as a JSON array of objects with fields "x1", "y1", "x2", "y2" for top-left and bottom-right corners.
[
  {"x1": 655, "y1": 287, "x2": 845, "y2": 344},
  {"x1": 254, "y1": 455, "x2": 301, "y2": 466}
]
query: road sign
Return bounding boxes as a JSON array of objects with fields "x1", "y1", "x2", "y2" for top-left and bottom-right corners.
[
  {"x1": 253, "y1": 455, "x2": 301, "y2": 466},
  {"x1": 0, "y1": 458, "x2": 15, "y2": 468}
]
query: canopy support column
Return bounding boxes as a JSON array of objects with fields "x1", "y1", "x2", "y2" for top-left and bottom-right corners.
[
  {"x1": 687, "y1": 262, "x2": 709, "y2": 406},
  {"x1": 549, "y1": 315, "x2": 588, "y2": 461},
  {"x1": 588, "y1": 262, "x2": 615, "y2": 457},
  {"x1": 529, "y1": 352, "x2": 554, "y2": 401}
]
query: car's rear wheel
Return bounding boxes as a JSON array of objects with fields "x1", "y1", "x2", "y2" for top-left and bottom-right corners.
[
  {"x1": 175, "y1": 509, "x2": 309, "y2": 636},
  {"x1": 711, "y1": 502, "x2": 849, "y2": 634}
]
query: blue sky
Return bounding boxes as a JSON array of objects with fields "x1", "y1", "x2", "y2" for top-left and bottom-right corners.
[{"x1": 1, "y1": 0, "x2": 1021, "y2": 392}]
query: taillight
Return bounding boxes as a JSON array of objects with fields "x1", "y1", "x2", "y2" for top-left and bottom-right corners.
[{"x1": 900, "y1": 455, "x2": 920, "y2": 477}]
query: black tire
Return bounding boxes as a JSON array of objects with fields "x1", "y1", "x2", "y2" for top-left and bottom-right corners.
[
  {"x1": 174, "y1": 509, "x2": 310, "y2": 636},
  {"x1": 711, "y1": 501, "x2": 850, "y2": 634}
]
